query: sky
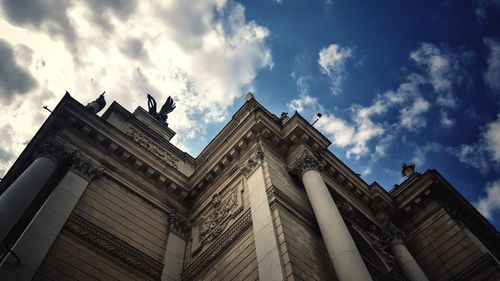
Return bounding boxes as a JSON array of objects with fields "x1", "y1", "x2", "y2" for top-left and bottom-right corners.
[{"x1": 0, "y1": 0, "x2": 499, "y2": 228}]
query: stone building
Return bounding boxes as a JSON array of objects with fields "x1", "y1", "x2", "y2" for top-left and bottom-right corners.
[{"x1": 0, "y1": 92, "x2": 499, "y2": 281}]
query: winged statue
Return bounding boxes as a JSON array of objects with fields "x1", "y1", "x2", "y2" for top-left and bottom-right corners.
[{"x1": 147, "y1": 94, "x2": 176, "y2": 123}]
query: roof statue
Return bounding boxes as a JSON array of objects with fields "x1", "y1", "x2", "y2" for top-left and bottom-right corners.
[
  {"x1": 401, "y1": 162, "x2": 416, "y2": 178},
  {"x1": 85, "y1": 91, "x2": 107, "y2": 114},
  {"x1": 147, "y1": 94, "x2": 176, "y2": 124}
]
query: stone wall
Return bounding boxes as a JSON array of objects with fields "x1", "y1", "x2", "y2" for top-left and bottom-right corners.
[{"x1": 404, "y1": 206, "x2": 500, "y2": 280}]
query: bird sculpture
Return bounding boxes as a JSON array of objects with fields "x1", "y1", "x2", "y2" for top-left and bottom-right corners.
[{"x1": 147, "y1": 94, "x2": 176, "y2": 124}]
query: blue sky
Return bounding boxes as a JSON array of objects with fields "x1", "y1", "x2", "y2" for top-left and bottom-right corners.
[{"x1": 0, "y1": 0, "x2": 499, "y2": 228}]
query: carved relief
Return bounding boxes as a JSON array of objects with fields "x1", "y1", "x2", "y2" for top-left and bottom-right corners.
[
  {"x1": 289, "y1": 150, "x2": 324, "y2": 176},
  {"x1": 125, "y1": 126, "x2": 179, "y2": 168},
  {"x1": 167, "y1": 209, "x2": 191, "y2": 239},
  {"x1": 36, "y1": 137, "x2": 73, "y2": 162},
  {"x1": 336, "y1": 201, "x2": 358, "y2": 223},
  {"x1": 383, "y1": 221, "x2": 406, "y2": 244},
  {"x1": 240, "y1": 145, "x2": 264, "y2": 176},
  {"x1": 365, "y1": 225, "x2": 395, "y2": 267},
  {"x1": 182, "y1": 211, "x2": 252, "y2": 281},
  {"x1": 64, "y1": 214, "x2": 162, "y2": 280},
  {"x1": 191, "y1": 187, "x2": 244, "y2": 255},
  {"x1": 71, "y1": 151, "x2": 104, "y2": 181}
]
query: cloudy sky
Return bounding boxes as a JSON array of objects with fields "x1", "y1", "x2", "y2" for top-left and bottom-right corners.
[{"x1": 0, "y1": 1, "x2": 499, "y2": 228}]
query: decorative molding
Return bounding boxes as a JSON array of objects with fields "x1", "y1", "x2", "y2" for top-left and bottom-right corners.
[
  {"x1": 64, "y1": 214, "x2": 163, "y2": 280},
  {"x1": 182, "y1": 211, "x2": 252, "y2": 281},
  {"x1": 125, "y1": 126, "x2": 179, "y2": 168},
  {"x1": 70, "y1": 151, "x2": 104, "y2": 181},
  {"x1": 289, "y1": 150, "x2": 324, "y2": 176},
  {"x1": 191, "y1": 187, "x2": 244, "y2": 254},
  {"x1": 35, "y1": 137, "x2": 73, "y2": 163},
  {"x1": 166, "y1": 209, "x2": 191, "y2": 239},
  {"x1": 240, "y1": 145, "x2": 264, "y2": 177}
]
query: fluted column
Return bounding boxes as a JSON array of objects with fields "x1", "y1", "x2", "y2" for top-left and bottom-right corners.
[
  {"x1": 290, "y1": 151, "x2": 372, "y2": 281},
  {"x1": 385, "y1": 222, "x2": 429, "y2": 281},
  {"x1": 0, "y1": 138, "x2": 70, "y2": 245}
]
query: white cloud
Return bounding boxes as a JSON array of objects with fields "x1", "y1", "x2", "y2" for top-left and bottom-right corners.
[
  {"x1": 0, "y1": 0, "x2": 272, "y2": 176},
  {"x1": 318, "y1": 43, "x2": 353, "y2": 95},
  {"x1": 451, "y1": 143, "x2": 490, "y2": 172},
  {"x1": 484, "y1": 38, "x2": 500, "y2": 95},
  {"x1": 440, "y1": 110, "x2": 454, "y2": 127},
  {"x1": 411, "y1": 142, "x2": 442, "y2": 166},
  {"x1": 484, "y1": 114, "x2": 500, "y2": 162},
  {"x1": 361, "y1": 167, "x2": 372, "y2": 176},
  {"x1": 287, "y1": 92, "x2": 323, "y2": 114},
  {"x1": 410, "y1": 42, "x2": 459, "y2": 109},
  {"x1": 475, "y1": 179, "x2": 500, "y2": 219},
  {"x1": 450, "y1": 114, "x2": 500, "y2": 172},
  {"x1": 399, "y1": 97, "x2": 430, "y2": 130}
]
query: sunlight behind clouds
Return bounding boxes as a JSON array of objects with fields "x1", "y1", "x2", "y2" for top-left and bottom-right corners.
[{"x1": 0, "y1": 0, "x2": 272, "y2": 176}]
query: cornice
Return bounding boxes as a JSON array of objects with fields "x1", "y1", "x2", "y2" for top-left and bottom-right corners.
[
  {"x1": 64, "y1": 213, "x2": 163, "y2": 280},
  {"x1": 59, "y1": 107, "x2": 191, "y2": 201}
]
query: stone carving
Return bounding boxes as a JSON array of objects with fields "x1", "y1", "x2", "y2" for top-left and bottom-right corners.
[
  {"x1": 240, "y1": 145, "x2": 264, "y2": 176},
  {"x1": 70, "y1": 151, "x2": 104, "y2": 181},
  {"x1": 183, "y1": 211, "x2": 252, "y2": 281},
  {"x1": 289, "y1": 150, "x2": 324, "y2": 176},
  {"x1": 36, "y1": 137, "x2": 73, "y2": 163},
  {"x1": 85, "y1": 92, "x2": 106, "y2": 114},
  {"x1": 336, "y1": 201, "x2": 358, "y2": 223},
  {"x1": 366, "y1": 225, "x2": 395, "y2": 266},
  {"x1": 199, "y1": 190, "x2": 242, "y2": 244},
  {"x1": 166, "y1": 209, "x2": 191, "y2": 239},
  {"x1": 401, "y1": 162, "x2": 415, "y2": 177},
  {"x1": 126, "y1": 126, "x2": 179, "y2": 168},
  {"x1": 64, "y1": 214, "x2": 162, "y2": 279},
  {"x1": 147, "y1": 94, "x2": 176, "y2": 124},
  {"x1": 383, "y1": 221, "x2": 406, "y2": 244},
  {"x1": 191, "y1": 187, "x2": 244, "y2": 255}
]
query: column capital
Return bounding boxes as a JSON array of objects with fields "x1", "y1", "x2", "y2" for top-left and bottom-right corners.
[
  {"x1": 167, "y1": 209, "x2": 191, "y2": 239},
  {"x1": 289, "y1": 150, "x2": 324, "y2": 176},
  {"x1": 383, "y1": 221, "x2": 406, "y2": 244},
  {"x1": 240, "y1": 145, "x2": 264, "y2": 177},
  {"x1": 70, "y1": 151, "x2": 104, "y2": 181},
  {"x1": 35, "y1": 137, "x2": 73, "y2": 163}
]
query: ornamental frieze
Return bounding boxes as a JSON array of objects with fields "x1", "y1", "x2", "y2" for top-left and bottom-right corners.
[
  {"x1": 190, "y1": 187, "x2": 244, "y2": 255},
  {"x1": 64, "y1": 214, "x2": 163, "y2": 280},
  {"x1": 125, "y1": 126, "x2": 179, "y2": 168}
]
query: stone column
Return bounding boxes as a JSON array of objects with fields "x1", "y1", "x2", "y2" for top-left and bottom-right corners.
[
  {"x1": 0, "y1": 152, "x2": 103, "y2": 280},
  {"x1": 161, "y1": 210, "x2": 190, "y2": 281},
  {"x1": 385, "y1": 222, "x2": 429, "y2": 281},
  {"x1": 241, "y1": 146, "x2": 286, "y2": 281},
  {"x1": 290, "y1": 151, "x2": 372, "y2": 281},
  {"x1": 0, "y1": 138, "x2": 70, "y2": 245}
]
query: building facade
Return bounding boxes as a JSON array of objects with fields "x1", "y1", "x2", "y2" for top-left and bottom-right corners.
[{"x1": 0, "y1": 92, "x2": 499, "y2": 281}]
